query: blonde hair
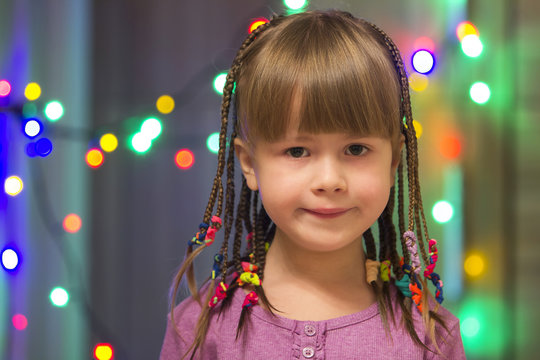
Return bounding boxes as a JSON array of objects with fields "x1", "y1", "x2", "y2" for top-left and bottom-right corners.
[{"x1": 170, "y1": 10, "x2": 449, "y2": 359}]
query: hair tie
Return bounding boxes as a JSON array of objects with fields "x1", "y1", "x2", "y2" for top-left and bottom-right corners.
[
  {"x1": 237, "y1": 271, "x2": 261, "y2": 287},
  {"x1": 403, "y1": 231, "x2": 421, "y2": 276},
  {"x1": 208, "y1": 281, "x2": 229, "y2": 308},
  {"x1": 365, "y1": 259, "x2": 380, "y2": 284},
  {"x1": 395, "y1": 274, "x2": 412, "y2": 297},
  {"x1": 424, "y1": 238, "x2": 438, "y2": 278},
  {"x1": 188, "y1": 222, "x2": 209, "y2": 246},
  {"x1": 211, "y1": 254, "x2": 224, "y2": 280},
  {"x1": 380, "y1": 260, "x2": 391, "y2": 282},
  {"x1": 204, "y1": 215, "x2": 223, "y2": 246},
  {"x1": 242, "y1": 291, "x2": 259, "y2": 309},
  {"x1": 409, "y1": 282, "x2": 423, "y2": 312}
]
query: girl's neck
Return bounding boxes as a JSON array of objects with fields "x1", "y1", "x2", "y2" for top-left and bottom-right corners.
[{"x1": 264, "y1": 227, "x2": 369, "y2": 286}]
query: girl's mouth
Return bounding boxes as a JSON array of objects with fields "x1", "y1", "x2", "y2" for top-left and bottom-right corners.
[{"x1": 304, "y1": 208, "x2": 350, "y2": 218}]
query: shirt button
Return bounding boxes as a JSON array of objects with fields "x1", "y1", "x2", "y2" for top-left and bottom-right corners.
[
  {"x1": 302, "y1": 346, "x2": 315, "y2": 358},
  {"x1": 304, "y1": 324, "x2": 316, "y2": 336}
]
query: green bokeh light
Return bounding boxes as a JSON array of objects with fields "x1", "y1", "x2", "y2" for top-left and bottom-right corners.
[
  {"x1": 206, "y1": 132, "x2": 220, "y2": 154},
  {"x1": 44, "y1": 100, "x2": 64, "y2": 121}
]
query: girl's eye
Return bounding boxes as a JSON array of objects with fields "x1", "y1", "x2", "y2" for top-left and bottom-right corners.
[
  {"x1": 286, "y1": 147, "x2": 307, "y2": 158},
  {"x1": 346, "y1": 144, "x2": 367, "y2": 156}
]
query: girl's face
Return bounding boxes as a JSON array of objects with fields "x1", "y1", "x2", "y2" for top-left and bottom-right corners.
[{"x1": 235, "y1": 127, "x2": 402, "y2": 253}]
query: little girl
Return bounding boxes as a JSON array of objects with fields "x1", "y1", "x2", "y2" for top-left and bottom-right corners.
[{"x1": 161, "y1": 9, "x2": 466, "y2": 359}]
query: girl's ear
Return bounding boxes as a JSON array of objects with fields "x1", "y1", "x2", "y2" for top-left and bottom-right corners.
[{"x1": 234, "y1": 138, "x2": 259, "y2": 191}]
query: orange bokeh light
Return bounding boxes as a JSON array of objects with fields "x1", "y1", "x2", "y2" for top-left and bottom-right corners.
[
  {"x1": 248, "y1": 18, "x2": 269, "y2": 34},
  {"x1": 440, "y1": 135, "x2": 463, "y2": 160},
  {"x1": 175, "y1": 149, "x2": 194, "y2": 169},
  {"x1": 63, "y1": 213, "x2": 82, "y2": 233},
  {"x1": 86, "y1": 148, "x2": 104, "y2": 168}
]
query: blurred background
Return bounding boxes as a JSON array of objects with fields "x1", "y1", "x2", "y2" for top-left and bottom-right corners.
[{"x1": 0, "y1": 0, "x2": 537, "y2": 359}]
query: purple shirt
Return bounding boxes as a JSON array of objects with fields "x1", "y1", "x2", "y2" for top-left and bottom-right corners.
[{"x1": 160, "y1": 283, "x2": 466, "y2": 359}]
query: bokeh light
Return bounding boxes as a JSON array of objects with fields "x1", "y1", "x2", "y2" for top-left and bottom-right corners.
[
  {"x1": 44, "y1": 101, "x2": 64, "y2": 121},
  {"x1": 213, "y1": 73, "x2": 228, "y2": 95},
  {"x1": 86, "y1": 148, "x2": 105, "y2": 169},
  {"x1": 464, "y1": 253, "x2": 486, "y2": 277},
  {"x1": 284, "y1": 0, "x2": 308, "y2": 11},
  {"x1": 470, "y1": 82, "x2": 491, "y2": 104},
  {"x1": 413, "y1": 36, "x2": 435, "y2": 52},
  {"x1": 22, "y1": 103, "x2": 38, "y2": 117},
  {"x1": 175, "y1": 149, "x2": 195, "y2": 169},
  {"x1": 2, "y1": 248, "x2": 20, "y2": 271},
  {"x1": 130, "y1": 132, "x2": 152, "y2": 154},
  {"x1": 100, "y1": 133, "x2": 118, "y2": 152},
  {"x1": 23, "y1": 118, "x2": 43, "y2": 138},
  {"x1": 50, "y1": 287, "x2": 69, "y2": 307},
  {"x1": 12, "y1": 314, "x2": 28, "y2": 331},
  {"x1": 140, "y1": 117, "x2": 162, "y2": 140},
  {"x1": 156, "y1": 95, "x2": 175, "y2": 114},
  {"x1": 35, "y1": 137, "x2": 53, "y2": 157},
  {"x1": 24, "y1": 82, "x2": 42, "y2": 101},
  {"x1": 412, "y1": 120, "x2": 423, "y2": 139},
  {"x1": 409, "y1": 73, "x2": 429, "y2": 92},
  {"x1": 249, "y1": 18, "x2": 269, "y2": 33},
  {"x1": 63, "y1": 213, "x2": 82, "y2": 233},
  {"x1": 5, "y1": 176, "x2": 24, "y2": 196},
  {"x1": 461, "y1": 34, "x2": 483, "y2": 57},
  {"x1": 440, "y1": 134, "x2": 462, "y2": 160},
  {"x1": 0, "y1": 80, "x2": 11, "y2": 97},
  {"x1": 462, "y1": 317, "x2": 481, "y2": 337},
  {"x1": 411, "y1": 50, "x2": 435, "y2": 74},
  {"x1": 432, "y1": 200, "x2": 454, "y2": 223},
  {"x1": 206, "y1": 132, "x2": 220, "y2": 154},
  {"x1": 456, "y1": 21, "x2": 479, "y2": 42},
  {"x1": 94, "y1": 343, "x2": 114, "y2": 360}
]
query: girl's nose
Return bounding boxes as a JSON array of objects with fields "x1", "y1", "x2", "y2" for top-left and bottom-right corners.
[{"x1": 311, "y1": 158, "x2": 347, "y2": 193}]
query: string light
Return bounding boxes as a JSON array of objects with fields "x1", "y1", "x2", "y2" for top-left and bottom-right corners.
[
  {"x1": 12, "y1": 314, "x2": 28, "y2": 331},
  {"x1": 248, "y1": 18, "x2": 269, "y2": 33},
  {"x1": 140, "y1": 117, "x2": 162, "y2": 140},
  {"x1": 24, "y1": 82, "x2": 42, "y2": 101},
  {"x1": 63, "y1": 213, "x2": 82, "y2": 233},
  {"x1": 411, "y1": 49, "x2": 435, "y2": 74},
  {"x1": 432, "y1": 200, "x2": 454, "y2": 223},
  {"x1": 206, "y1": 132, "x2": 220, "y2": 154},
  {"x1": 409, "y1": 73, "x2": 429, "y2": 92},
  {"x1": 23, "y1": 118, "x2": 43, "y2": 138},
  {"x1": 461, "y1": 35, "x2": 483, "y2": 58},
  {"x1": 5, "y1": 176, "x2": 24, "y2": 196},
  {"x1": 2, "y1": 247, "x2": 20, "y2": 271},
  {"x1": 35, "y1": 138, "x2": 53, "y2": 157},
  {"x1": 156, "y1": 95, "x2": 175, "y2": 114},
  {"x1": 470, "y1": 82, "x2": 491, "y2": 104},
  {"x1": 86, "y1": 148, "x2": 105, "y2": 169},
  {"x1": 213, "y1": 73, "x2": 227, "y2": 95},
  {"x1": 100, "y1": 133, "x2": 118, "y2": 152},
  {"x1": 175, "y1": 149, "x2": 195, "y2": 169},
  {"x1": 44, "y1": 101, "x2": 64, "y2": 121},
  {"x1": 0, "y1": 80, "x2": 12, "y2": 97},
  {"x1": 50, "y1": 287, "x2": 69, "y2": 307},
  {"x1": 94, "y1": 344, "x2": 114, "y2": 360}
]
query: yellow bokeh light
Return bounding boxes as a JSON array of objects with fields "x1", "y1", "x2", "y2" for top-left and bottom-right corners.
[
  {"x1": 457, "y1": 22, "x2": 479, "y2": 42},
  {"x1": 156, "y1": 95, "x2": 175, "y2": 114},
  {"x1": 95, "y1": 345, "x2": 113, "y2": 360},
  {"x1": 409, "y1": 73, "x2": 429, "y2": 92},
  {"x1": 464, "y1": 254, "x2": 485, "y2": 277},
  {"x1": 412, "y1": 120, "x2": 423, "y2": 138},
  {"x1": 100, "y1": 133, "x2": 118, "y2": 152},
  {"x1": 24, "y1": 82, "x2": 42, "y2": 101}
]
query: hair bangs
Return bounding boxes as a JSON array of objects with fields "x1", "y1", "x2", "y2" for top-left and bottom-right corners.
[{"x1": 236, "y1": 11, "x2": 402, "y2": 148}]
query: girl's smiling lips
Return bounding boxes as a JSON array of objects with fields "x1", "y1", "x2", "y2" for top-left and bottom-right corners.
[{"x1": 303, "y1": 208, "x2": 351, "y2": 218}]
